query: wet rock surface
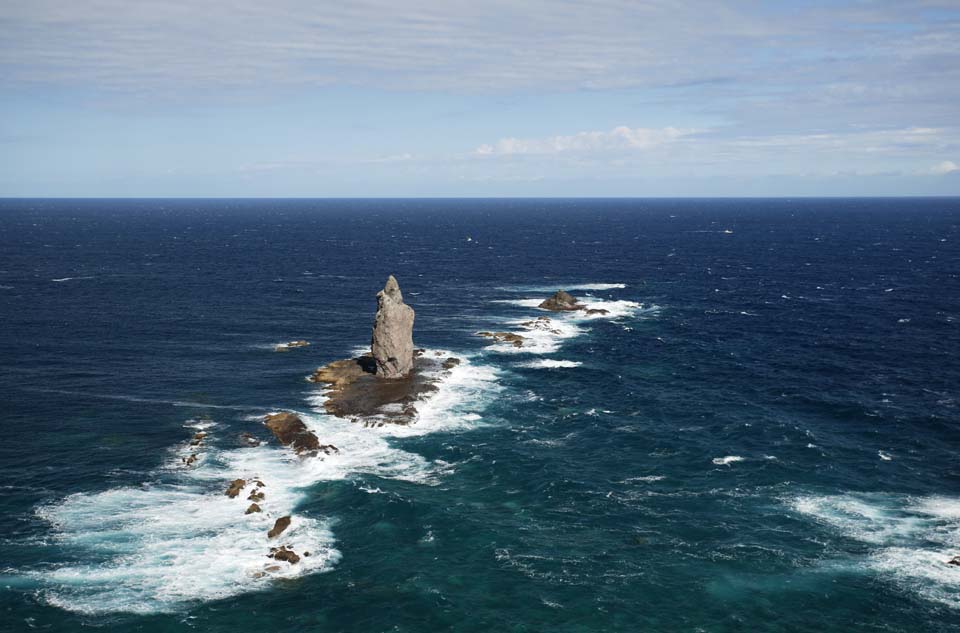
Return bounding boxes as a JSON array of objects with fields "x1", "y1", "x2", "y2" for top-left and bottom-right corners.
[
  {"x1": 477, "y1": 331, "x2": 526, "y2": 347},
  {"x1": 225, "y1": 479, "x2": 246, "y2": 498},
  {"x1": 263, "y1": 412, "x2": 320, "y2": 454},
  {"x1": 268, "y1": 516, "x2": 291, "y2": 539},
  {"x1": 310, "y1": 355, "x2": 456, "y2": 425},
  {"x1": 538, "y1": 290, "x2": 582, "y2": 311},
  {"x1": 269, "y1": 546, "x2": 300, "y2": 564}
]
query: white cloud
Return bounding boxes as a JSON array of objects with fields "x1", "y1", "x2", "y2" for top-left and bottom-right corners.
[
  {"x1": 931, "y1": 160, "x2": 959, "y2": 174},
  {"x1": 475, "y1": 126, "x2": 696, "y2": 156}
]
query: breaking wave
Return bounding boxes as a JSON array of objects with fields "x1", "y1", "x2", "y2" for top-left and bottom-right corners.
[
  {"x1": 790, "y1": 493, "x2": 960, "y2": 609},
  {"x1": 28, "y1": 350, "x2": 500, "y2": 615}
]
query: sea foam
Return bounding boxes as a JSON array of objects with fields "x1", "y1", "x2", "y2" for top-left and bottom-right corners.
[
  {"x1": 790, "y1": 493, "x2": 960, "y2": 609},
  {"x1": 31, "y1": 349, "x2": 500, "y2": 614}
]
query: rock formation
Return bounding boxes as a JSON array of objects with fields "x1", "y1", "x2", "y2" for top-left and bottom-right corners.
[
  {"x1": 539, "y1": 290, "x2": 581, "y2": 311},
  {"x1": 263, "y1": 412, "x2": 320, "y2": 454},
  {"x1": 476, "y1": 331, "x2": 526, "y2": 348},
  {"x1": 371, "y1": 275, "x2": 415, "y2": 378},
  {"x1": 538, "y1": 290, "x2": 609, "y2": 315},
  {"x1": 268, "y1": 516, "x2": 291, "y2": 539}
]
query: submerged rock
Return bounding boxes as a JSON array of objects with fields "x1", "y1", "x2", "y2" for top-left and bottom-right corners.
[
  {"x1": 539, "y1": 290, "x2": 582, "y2": 311},
  {"x1": 477, "y1": 331, "x2": 525, "y2": 348},
  {"x1": 239, "y1": 432, "x2": 261, "y2": 447},
  {"x1": 371, "y1": 275, "x2": 415, "y2": 378},
  {"x1": 225, "y1": 479, "x2": 246, "y2": 498},
  {"x1": 268, "y1": 516, "x2": 291, "y2": 539},
  {"x1": 263, "y1": 412, "x2": 321, "y2": 454}
]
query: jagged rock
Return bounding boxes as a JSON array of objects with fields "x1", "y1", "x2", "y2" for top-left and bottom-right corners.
[
  {"x1": 371, "y1": 275, "x2": 415, "y2": 378},
  {"x1": 248, "y1": 490, "x2": 265, "y2": 502},
  {"x1": 239, "y1": 432, "x2": 261, "y2": 447},
  {"x1": 477, "y1": 331, "x2": 525, "y2": 348},
  {"x1": 442, "y1": 357, "x2": 461, "y2": 370},
  {"x1": 246, "y1": 503, "x2": 262, "y2": 514},
  {"x1": 585, "y1": 308, "x2": 609, "y2": 315},
  {"x1": 183, "y1": 453, "x2": 198, "y2": 467},
  {"x1": 320, "y1": 444, "x2": 339, "y2": 454},
  {"x1": 539, "y1": 290, "x2": 582, "y2": 311},
  {"x1": 225, "y1": 479, "x2": 246, "y2": 498},
  {"x1": 268, "y1": 516, "x2": 291, "y2": 538},
  {"x1": 269, "y1": 546, "x2": 300, "y2": 564},
  {"x1": 275, "y1": 340, "x2": 310, "y2": 352},
  {"x1": 190, "y1": 431, "x2": 207, "y2": 446},
  {"x1": 948, "y1": 556, "x2": 960, "y2": 566},
  {"x1": 264, "y1": 412, "x2": 320, "y2": 454}
]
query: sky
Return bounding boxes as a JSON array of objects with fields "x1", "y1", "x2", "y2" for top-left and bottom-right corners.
[{"x1": 1, "y1": 0, "x2": 959, "y2": 197}]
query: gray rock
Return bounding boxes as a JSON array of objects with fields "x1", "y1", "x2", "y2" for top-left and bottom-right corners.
[{"x1": 371, "y1": 275, "x2": 415, "y2": 378}]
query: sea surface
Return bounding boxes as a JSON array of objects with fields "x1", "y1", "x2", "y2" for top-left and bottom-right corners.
[{"x1": 1, "y1": 198, "x2": 959, "y2": 632}]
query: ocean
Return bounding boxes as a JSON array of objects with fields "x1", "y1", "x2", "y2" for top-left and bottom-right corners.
[{"x1": 0, "y1": 197, "x2": 958, "y2": 632}]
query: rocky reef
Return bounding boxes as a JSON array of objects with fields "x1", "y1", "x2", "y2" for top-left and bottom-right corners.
[
  {"x1": 539, "y1": 289, "x2": 609, "y2": 315},
  {"x1": 309, "y1": 276, "x2": 460, "y2": 426}
]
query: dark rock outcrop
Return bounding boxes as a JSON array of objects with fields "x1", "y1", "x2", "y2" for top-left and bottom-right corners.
[
  {"x1": 948, "y1": 556, "x2": 960, "y2": 566},
  {"x1": 310, "y1": 355, "x2": 454, "y2": 425},
  {"x1": 442, "y1": 357, "x2": 461, "y2": 370},
  {"x1": 225, "y1": 479, "x2": 246, "y2": 498},
  {"x1": 539, "y1": 290, "x2": 581, "y2": 311},
  {"x1": 246, "y1": 503, "x2": 262, "y2": 514},
  {"x1": 477, "y1": 331, "x2": 525, "y2": 348},
  {"x1": 268, "y1": 516, "x2": 291, "y2": 539},
  {"x1": 239, "y1": 432, "x2": 261, "y2": 447},
  {"x1": 263, "y1": 412, "x2": 320, "y2": 454},
  {"x1": 269, "y1": 546, "x2": 300, "y2": 564},
  {"x1": 371, "y1": 275, "x2": 415, "y2": 378}
]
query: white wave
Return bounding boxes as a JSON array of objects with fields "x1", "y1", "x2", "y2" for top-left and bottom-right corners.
[
  {"x1": 790, "y1": 493, "x2": 960, "y2": 609},
  {"x1": 518, "y1": 359, "x2": 582, "y2": 369},
  {"x1": 50, "y1": 276, "x2": 94, "y2": 283},
  {"x1": 712, "y1": 456, "x2": 744, "y2": 466},
  {"x1": 498, "y1": 282, "x2": 627, "y2": 292},
  {"x1": 482, "y1": 316, "x2": 583, "y2": 355},
  {"x1": 32, "y1": 351, "x2": 499, "y2": 615},
  {"x1": 621, "y1": 475, "x2": 665, "y2": 483},
  {"x1": 34, "y1": 445, "x2": 340, "y2": 615},
  {"x1": 878, "y1": 450, "x2": 893, "y2": 461}
]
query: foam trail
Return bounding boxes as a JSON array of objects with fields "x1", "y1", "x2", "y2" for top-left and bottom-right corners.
[
  {"x1": 518, "y1": 359, "x2": 582, "y2": 369},
  {"x1": 30, "y1": 349, "x2": 500, "y2": 615},
  {"x1": 790, "y1": 493, "x2": 960, "y2": 609},
  {"x1": 498, "y1": 282, "x2": 627, "y2": 292}
]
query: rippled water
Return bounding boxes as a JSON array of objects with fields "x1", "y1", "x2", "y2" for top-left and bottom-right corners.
[{"x1": 1, "y1": 198, "x2": 958, "y2": 631}]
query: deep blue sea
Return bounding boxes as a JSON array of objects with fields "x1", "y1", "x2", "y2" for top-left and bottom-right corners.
[{"x1": 1, "y1": 198, "x2": 959, "y2": 632}]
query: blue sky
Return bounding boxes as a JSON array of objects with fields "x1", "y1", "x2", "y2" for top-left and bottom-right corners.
[{"x1": 1, "y1": 0, "x2": 959, "y2": 197}]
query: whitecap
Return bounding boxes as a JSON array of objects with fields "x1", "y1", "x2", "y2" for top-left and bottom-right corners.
[
  {"x1": 517, "y1": 359, "x2": 582, "y2": 369},
  {"x1": 712, "y1": 456, "x2": 744, "y2": 466},
  {"x1": 498, "y1": 282, "x2": 627, "y2": 292},
  {"x1": 31, "y1": 350, "x2": 499, "y2": 615},
  {"x1": 790, "y1": 493, "x2": 960, "y2": 609},
  {"x1": 878, "y1": 450, "x2": 893, "y2": 461}
]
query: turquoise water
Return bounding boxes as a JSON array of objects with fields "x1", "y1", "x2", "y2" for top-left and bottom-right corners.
[{"x1": 1, "y1": 198, "x2": 959, "y2": 631}]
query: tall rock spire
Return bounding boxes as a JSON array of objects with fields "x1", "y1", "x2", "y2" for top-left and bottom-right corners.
[{"x1": 371, "y1": 275, "x2": 415, "y2": 378}]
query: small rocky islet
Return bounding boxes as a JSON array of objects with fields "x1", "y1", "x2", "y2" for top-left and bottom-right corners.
[
  {"x1": 210, "y1": 278, "x2": 602, "y2": 576},
  {"x1": 476, "y1": 289, "x2": 608, "y2": 349}
]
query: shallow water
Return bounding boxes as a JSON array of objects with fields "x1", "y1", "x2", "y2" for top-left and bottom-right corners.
[{"x1": 1, "y1": 198, "x2": 959, "y2": 631}]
